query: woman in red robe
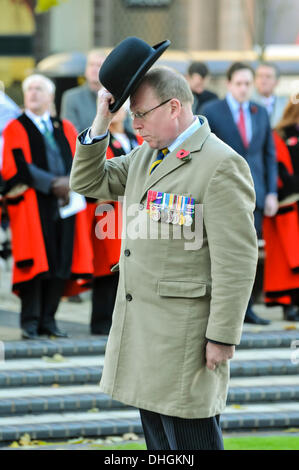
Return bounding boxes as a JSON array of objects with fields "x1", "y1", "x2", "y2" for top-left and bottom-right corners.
[{"x1": 263, "y1": 99, "x2": 299, "y2": 321}]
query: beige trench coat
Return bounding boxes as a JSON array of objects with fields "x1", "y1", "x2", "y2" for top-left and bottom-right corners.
[{"x1": 70, "y1": 117, "x2": 258, "y2": 418}]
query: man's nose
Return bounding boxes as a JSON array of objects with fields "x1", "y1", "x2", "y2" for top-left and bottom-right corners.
[{"x1": 132, "y1": 117, "x2": 142, "y2": 130}]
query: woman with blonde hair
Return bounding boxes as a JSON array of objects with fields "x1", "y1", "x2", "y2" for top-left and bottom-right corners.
[{"x1": 263, "y1": 97, "x2": 299, "y2": 321}]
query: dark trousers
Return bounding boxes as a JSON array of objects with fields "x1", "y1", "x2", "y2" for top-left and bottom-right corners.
[
  {"x1": 139, "y1": 409, "x2": 224, "y2": 451},
  {"x1": 91, "y1": 272, "x2": 119, "y2": 334},
  {"x1": 19, "y1": 277, "x2": 65, "y2": 333}
]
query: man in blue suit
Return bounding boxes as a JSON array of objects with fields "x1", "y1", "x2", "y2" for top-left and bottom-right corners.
[{"x1": 202, "y1": 62, "x2": 278, "y2": 325}]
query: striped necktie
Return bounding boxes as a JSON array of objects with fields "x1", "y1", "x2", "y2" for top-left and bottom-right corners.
[
  {"x1": 41, "y1": 119, "x2": 58, "y2": 151},
  {"x1": 149, "y1": 147, "x2": 169, "y2": 175}
]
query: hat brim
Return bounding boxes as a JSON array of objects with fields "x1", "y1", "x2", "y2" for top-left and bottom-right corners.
[{"x1": 108, "y1": 39, "x2": 170, "y2": 113}]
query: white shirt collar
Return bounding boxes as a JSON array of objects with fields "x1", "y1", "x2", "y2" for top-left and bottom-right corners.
[
  {"x1": 25, "y1": 109, "x2": 52, "y2": 132},
  {"x1": 260, "y1": 95, "x2": 275, "y2": 106},
  {"x1": 167, "y1": 117, "x2": 202, "y2": 153},
  {"x1": 226, "y1": 92, "x2": 250, "y2": 111}
]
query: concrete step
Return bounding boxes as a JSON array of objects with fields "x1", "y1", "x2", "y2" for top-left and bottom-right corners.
[
  {"x1": 0, "y1": 366, "x2": 102, "y2": 388},
  {"x1": 229, "y1": 375, "x2": 299, "y2": 387},
  {"x1": 0, "y1": 381, "x2": 298, "y2": 417},
  {"x1": 3, "y1": 338, "x2": 107, "y2": 360},
  {"x1": 2, "y1": 329, "x2": 298, "y2": 360},
  {"x1": 0, "y1": 364, "x2": 297, "y2": 389},
  {"x1": 0, "y1": 409, "x2": 142, "y2": 443},
  {"x1": 0, "y1": 404, "x2": 298, "y2": 443},
  {"x1": 0, "y1": 355, "x2": 104, "y2": 371},
  {"x1": 0, "y1": 387, "x2": 127, "y2": 416},
  {"x1": 0, "y1": 348, "x2": 298, "y2": 388},
  {"x1": 0, "y1": 348, "x2": 293, "y2": 370},
  {"x1": 238, "y1": 330, "x2": 299, "y2": 349},
  {"x1": 0, "y1": 333, "x2": 298, "y2": 443},
  {"x1": 230, "y1": 359, "x2": 298, "y2": 377}
]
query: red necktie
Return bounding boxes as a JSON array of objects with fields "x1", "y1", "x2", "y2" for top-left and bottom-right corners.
[{"x1": 237, "y1": 106, "x2": 249, "y2": 148}]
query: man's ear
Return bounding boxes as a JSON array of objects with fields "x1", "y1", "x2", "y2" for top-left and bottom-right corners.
[{"x1": 169, "y1": 98, "x2": 181, "y2": 118}]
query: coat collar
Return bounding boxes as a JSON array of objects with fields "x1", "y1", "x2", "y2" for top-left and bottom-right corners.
[{"x1": 139, "y1": 116, "x2": 211, "y2": 203}]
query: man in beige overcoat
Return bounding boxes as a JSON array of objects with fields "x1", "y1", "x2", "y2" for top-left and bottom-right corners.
[{"x1": 70, "y1": 39, "x2": 258, "y2": 450}]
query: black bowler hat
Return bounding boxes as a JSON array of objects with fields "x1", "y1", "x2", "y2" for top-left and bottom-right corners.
[{"x1": 99, "y1": 36, "x2": 171, "y2": 113}]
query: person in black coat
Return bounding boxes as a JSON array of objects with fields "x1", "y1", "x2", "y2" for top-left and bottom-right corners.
[{"x1": 186, "y1": 61, "x2": 218, "y2": 115}]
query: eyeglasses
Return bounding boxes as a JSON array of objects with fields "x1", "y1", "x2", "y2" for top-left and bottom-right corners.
[{"x1": 129, "y1": 98, "x2": 172, "y2": 120}]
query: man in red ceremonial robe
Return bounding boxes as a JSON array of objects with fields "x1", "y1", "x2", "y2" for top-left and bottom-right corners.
[{"x1": 1, "y1": 74, "x2": 93, "y2": 339}]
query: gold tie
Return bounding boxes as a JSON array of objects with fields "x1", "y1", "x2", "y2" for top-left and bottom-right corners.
[{"x1": 149, "y1": 148, "x2": 169, "y2": 175}]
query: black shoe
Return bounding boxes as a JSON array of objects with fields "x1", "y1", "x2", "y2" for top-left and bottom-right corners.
[
  {"x1": 244, "y1": 309, "x2": 271, "y2": 325},
  {"x1": 283, "y1": 305, "x2": 299, "y2": 322},
  {"x1": 21, "y1": 329, "x2": 39, "y2": 340},
  {"x1": 38, "y1": 327, "x2": 69, "y2": 338}
]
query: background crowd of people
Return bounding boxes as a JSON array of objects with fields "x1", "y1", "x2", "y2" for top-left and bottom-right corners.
[{"x1": 0, "y1": 50, "x2": 299, "y2": 340}]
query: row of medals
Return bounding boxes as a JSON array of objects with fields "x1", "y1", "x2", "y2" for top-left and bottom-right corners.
[{"x1": 148, "y1": 195, "x2": 195, "y2": 227}]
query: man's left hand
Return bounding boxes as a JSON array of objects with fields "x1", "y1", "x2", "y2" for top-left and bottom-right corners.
[
  {"x1": 264, "y1": 193, "x2": 278, "y2": 217},
  {"x1": 205, "y1": 342, "x2": 235, "y2": 371}
]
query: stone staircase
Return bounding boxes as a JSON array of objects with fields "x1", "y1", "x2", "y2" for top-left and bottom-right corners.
[{"x1": 0, "y1": 330, "x2": 298, "y2": 445}]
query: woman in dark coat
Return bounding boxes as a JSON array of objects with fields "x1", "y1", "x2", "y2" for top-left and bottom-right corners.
[{"x1": 263, "y1": 99, "x2": 299, "y2": 321}]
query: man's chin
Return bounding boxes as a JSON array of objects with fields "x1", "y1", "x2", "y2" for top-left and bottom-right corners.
[
  {"x1": 143, "y1": 138, "x2": 158, "y2": 149},
  {"x1": 148, "y1": 143, "x2": 159, "y2": 149}
]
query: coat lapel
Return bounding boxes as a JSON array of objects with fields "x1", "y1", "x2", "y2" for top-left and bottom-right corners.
[{"x1": 139, "y1": 117, "x2": 211, "y2": 203}]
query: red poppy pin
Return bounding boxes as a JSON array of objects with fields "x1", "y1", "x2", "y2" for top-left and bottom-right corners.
[
  {"x1": 113, "y1": 140, "x2": 122, "y2": 149},
  {"x1": 250, "y1": 105, "x2": 258, "y2": 114},
  {"x1": 176, "y1": 149, "x2": 191, "y2": 162},
  {"x1": 287, "y1": 137, "x2": 298, "y2": 146}
]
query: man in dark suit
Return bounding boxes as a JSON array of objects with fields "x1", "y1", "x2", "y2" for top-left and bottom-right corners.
[
  {"x1": 60, "y1": 49, "x2": 105, "y2": 133},
  {"x1": 202, "y1": 62, "x2": 278, "y2": 325},
  {"x1": 252, "y1": 62, "x2": 288, "y2": 128}
]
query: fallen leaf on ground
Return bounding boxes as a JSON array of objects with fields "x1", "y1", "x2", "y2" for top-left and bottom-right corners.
[
  {"x1": 9, "y1": 442, "x2": 19, "y2": 448},
  {"x1": 42, "y1": 354, "x2": 67, "y2": 363},
  {"x1": 230, "y1": 404, "x2": 247, "y2": 410},
  {"x1": 19, "y1": 434, "x2": 31, "y2": 446},
  {"x1": 105, "y1": 436, "x2": 123, "y2": 443},
  {"x1": 122, "y1": 433, "x2": 139, "y2": 441},
  {"x1": 283, "y1": 427, "x2": 299, "y2": 433}
]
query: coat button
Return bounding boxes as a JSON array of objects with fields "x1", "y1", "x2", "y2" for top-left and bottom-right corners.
[
  {"x1": 126, "y1": 294, "x2": 133, "y2": 301},
  {"x1": 139, "y1": 203, "x2": 144, "y2": 210},
  {"x1": 124, "y1": 249, "x2": 131, "y2": 257}
]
